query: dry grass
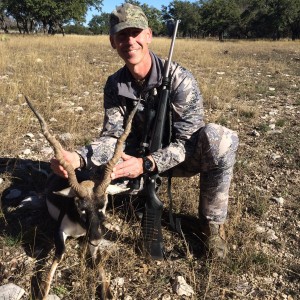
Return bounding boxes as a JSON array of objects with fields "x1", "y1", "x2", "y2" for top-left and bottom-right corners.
[{"x1": 0, "y1": 35, "x2": 299, "y2": 299}]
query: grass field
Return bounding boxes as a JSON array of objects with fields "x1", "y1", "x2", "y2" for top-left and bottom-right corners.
[{"x1": 0, "y1": 34, "x2": 299, "y2": 299}]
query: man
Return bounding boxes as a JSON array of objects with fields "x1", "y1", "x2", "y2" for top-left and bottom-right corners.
[{"x1": 51, "y1": 3, "x2": 239, "y2": 259}]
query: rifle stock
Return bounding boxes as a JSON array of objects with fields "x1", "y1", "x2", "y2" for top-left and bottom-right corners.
[
  {"x1": 141, "y1": 175, "x2": 164, "y2": 259},
  {"x1": 141, "y1": 20, "x2": 180, "y2": 260}
]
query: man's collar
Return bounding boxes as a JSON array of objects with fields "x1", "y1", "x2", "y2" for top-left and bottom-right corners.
[{"x1": 117, "y1": 51, "x2": 164, "y2": 99}]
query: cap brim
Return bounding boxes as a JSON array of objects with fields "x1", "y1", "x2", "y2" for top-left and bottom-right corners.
[{"x1": 110, "y1": 22, "x2": 148, "y2": 35}]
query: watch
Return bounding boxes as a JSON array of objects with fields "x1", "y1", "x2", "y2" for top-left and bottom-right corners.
[{"x1": 142, "y1": 156, "x2": 153, "y2": 174}]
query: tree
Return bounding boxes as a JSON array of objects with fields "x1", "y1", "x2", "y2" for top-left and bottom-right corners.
[
  {"x1": 237, "y1": 0, "x2": 300, "y2": 40},
  {"x1": 88, "y1": 13, "x2": 110, "y2": 34},
  {"x1": 200, "y1": 0, "x2": 241, "y2": 40},
  {"x1": 263, "y1": 0, "x2": 292, "y2": 40},
  {"x1": 64, "y1": 23, "x2": 92, "y2": 35},
  {"x1": 167, "y1": 0, "x2": 202, "y2": 38},
  {"x1": 280, "y1": 0, "x2": 300, "y2": 40},
  {"x1": 2, "y1": 0, "x2": 103, "y2": 34},
  {"x1": 1, "y1": 0, "x2": 32, "y2": 33},
  {"x1": 140, "y1": 4, "x2": 165, "y2": 36},
  {"x1": 0, "y1": 1, "x2": 8, "y2": 33}
]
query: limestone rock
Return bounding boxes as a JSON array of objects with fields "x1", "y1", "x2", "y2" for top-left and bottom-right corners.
[
  {"x1": 0, "y1": 283, "x2": 25, "y2": 300},
  {"x1": 172, "y1": 276, "x2": 195, "y2": 296}
]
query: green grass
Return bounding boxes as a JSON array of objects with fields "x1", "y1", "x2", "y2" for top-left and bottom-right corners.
[{"x1": 2, "y1": 232, "x2": 23, "y2": 247}]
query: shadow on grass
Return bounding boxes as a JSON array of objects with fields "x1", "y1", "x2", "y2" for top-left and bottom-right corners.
[
  {"x1": 162, "y1": 212, "x2": 207, "y2": 259},
  {"x1": 110, "y1": 194, "x2": 206, "y2": 260},
  {"x1": 0, "y1": 157, "x2": 55, "y2": 298}
]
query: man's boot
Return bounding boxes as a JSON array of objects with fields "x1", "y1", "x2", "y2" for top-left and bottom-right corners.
[{"x1": 200, "y1": 219, "x2": 227, "y2": 259}]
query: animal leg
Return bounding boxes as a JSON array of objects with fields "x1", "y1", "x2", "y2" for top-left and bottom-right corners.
[
  {"x1": 41, "y1": 230, "x2": 66, "y2": 300},
  {"x1": 96, "y1": 263, "x2": 112, "y2": 300},
  {"x1": 88, "y1": 244, "x2": 112, "y2": 300}
]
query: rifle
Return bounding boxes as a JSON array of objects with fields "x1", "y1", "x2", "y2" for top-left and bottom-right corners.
[{"x1": 141, "y1": 20, "x2": 180, "y2": 260}]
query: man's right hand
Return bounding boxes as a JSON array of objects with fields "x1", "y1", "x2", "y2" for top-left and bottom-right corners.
[{"x1": 50, "y1": 149, "x2": 82, "y2": 178}]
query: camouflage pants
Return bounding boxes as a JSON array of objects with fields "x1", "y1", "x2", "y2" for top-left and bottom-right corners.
[{"x1": 168, "y1": 123, "x2": 239, "y2": 224}]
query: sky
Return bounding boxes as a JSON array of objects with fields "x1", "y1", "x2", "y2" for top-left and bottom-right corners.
[{"x1": 86, "y1": 1, "x2": 172, "y2": 23}]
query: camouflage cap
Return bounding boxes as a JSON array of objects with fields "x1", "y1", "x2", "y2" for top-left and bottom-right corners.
[{"x1": 109, "y1": 3, "x2": 148, "y2": 35}]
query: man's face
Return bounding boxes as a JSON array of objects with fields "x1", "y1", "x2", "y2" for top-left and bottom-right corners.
[{"x1": 110, "y1": 27, "x2": 152, "y2": 66}]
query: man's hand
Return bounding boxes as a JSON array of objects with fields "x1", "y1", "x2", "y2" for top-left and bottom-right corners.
[
  {"x1": 111, "y1": 153, "x2": 144, "y2": 179},
  {"x1": 50, "y1": 149, "x2": 82, "y2": 178}
]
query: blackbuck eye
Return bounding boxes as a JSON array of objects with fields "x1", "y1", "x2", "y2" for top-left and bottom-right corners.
[
  {"x1": 98, "y1": 209, "x2": 106, "y2": 219},
  {"x1": 81, "y1": 210, "x2": 86, "y2": 215}
]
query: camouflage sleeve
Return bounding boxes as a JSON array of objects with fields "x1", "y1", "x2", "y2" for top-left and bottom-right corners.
[
  {"x1": 151, "y1": 64, "x2": 205, "y2": 173},
  {"x1": 77, "y1": 76, "x2": 125, "y2": 169}
]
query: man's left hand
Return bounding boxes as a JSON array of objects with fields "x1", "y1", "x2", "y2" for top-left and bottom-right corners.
[{"x1": 111, "y1": 153, "x2": 143, "y2": 179}]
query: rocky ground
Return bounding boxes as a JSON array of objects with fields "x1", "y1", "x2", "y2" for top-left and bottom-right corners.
[{"x1": 0, "y1": 36, "x2": 299, "y2": 299}]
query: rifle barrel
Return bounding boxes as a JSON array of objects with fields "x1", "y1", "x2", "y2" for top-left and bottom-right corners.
[
  {"x1": 163, "y1": 20, "x2": 180, "y2": 79},
  {"x1": 149, "y1": 20, "x2": 180, "y2": 153},
  {"x1": 142, "y1": 20, "x2": 180, "y2": 261}
]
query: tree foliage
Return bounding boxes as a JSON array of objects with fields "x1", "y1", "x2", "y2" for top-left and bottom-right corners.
[
  {"x1": 0, "y1": 0, "x2": 299, "y2": 39},
  {"x1": 200, "y1": 0, "x2": 240, "y2": 39},
  {"x1": 140, "y1": 4, "x2": 165, "y2": 35},
  {"x1": 88, "y1": 13, "x2": 110, "y2": 34},
  {"x1": 1, "y1": 0, "x2": 103, "y2": 34},
  {"x1": 167, "y1": 0, "x2": 202, "y2": 37}
]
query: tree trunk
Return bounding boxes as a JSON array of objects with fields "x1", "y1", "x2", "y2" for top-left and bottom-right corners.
[
  {"x1": 0, "y1": 15, "x2": 9, "y2": 33},
  {"x1": 219, "y1": 31, "x2": 224, "y2": 41},
  {"x1": 59, "y1": 23, "x2": 65, "y2": 36}
]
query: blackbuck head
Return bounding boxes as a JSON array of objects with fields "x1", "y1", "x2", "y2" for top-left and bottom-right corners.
[{"x1": 25, "y1": 96, "x2": 138, "y2": 252}]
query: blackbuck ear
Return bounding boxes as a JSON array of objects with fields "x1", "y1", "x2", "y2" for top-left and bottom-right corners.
[
  {"x1": 53, "y1": 187, "x2": 76, "y2": 198},
  {"x1": 106, "y1": 184, "x2": 130, "y2": 195}
]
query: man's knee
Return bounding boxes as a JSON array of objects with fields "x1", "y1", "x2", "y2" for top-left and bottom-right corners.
[
  {"x1": 169, "y1": 124, "x2": 239, "y2": 175},
  {"x1": 199, "y1": 123, "x2": 239, "y2": 169}
]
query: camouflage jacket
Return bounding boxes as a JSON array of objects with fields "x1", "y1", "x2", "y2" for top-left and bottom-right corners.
[{"x1": 79, "y1": 51, "x2": 205, "y2": 173}]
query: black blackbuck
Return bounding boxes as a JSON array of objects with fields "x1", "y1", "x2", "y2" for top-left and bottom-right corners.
[{"x1": 25, "y1": 96, "x2": 139, "y2": 299}]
